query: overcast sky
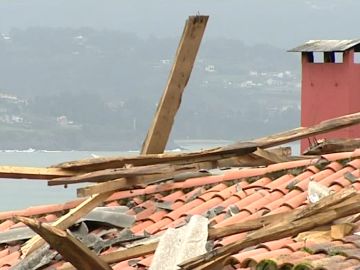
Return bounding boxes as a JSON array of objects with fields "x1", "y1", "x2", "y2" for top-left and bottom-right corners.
[{"x1": 0, "y1": 0, "x2": 359, "y2": 48}]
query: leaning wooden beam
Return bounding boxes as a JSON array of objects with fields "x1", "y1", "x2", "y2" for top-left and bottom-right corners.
[
  {"x1": 21, "y1": 191, "x2": 113, "y2": 257},
  {"x1": 0, "y1": 166, "x2": 76, "y2": 179},
  {"x1": 141, "y1": 15, "x2": 208, "y2": 155},
  {"x1": 179, "y1": 193, "x2": 360, "y2": 269},
  {"x1": 16, "y1": 216, "x2": 112, "y2": 270},
  {"x1": 53, "y1": 112, "x2": 360, "y2": 171}
]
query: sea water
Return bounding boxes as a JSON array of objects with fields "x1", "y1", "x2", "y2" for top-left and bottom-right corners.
[{"x1": 0, "y1": 150, "x2": 131, "y2": 211}]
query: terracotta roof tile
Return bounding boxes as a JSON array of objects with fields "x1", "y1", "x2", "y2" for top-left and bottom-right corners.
[
  {"x1": 241, "y1": 248, "x2": 293, "y2": 268},
  {"x1": 0, "y1": 220, "x2": 15, "y2": 232},
  {"x1": 228, "y1": 247, "x2": 269, "y2": 264},
  {"x1": 347, "y1": 159, "x2": 360, "y2": 169},
  {"x1": 319, "y1": 166, "x2": 356, "y2": 187},
  {"x1": 322, "y1": 150, "x2": 360, "y2": 161},
  {"x1": 281, "y1": 191, "x2": 307, "y2": 209},
  {"x1": 0, "y1": 251, "x2": 20, "y2": 267},
  {"x1": 294, "y1": 168, "x2": 336, "y2": 191},
  {"x1": 332, "y1": 170, "x2": 360, "y2": 188},
  {"x1": 256, "y1": 238, "x2": 294, "y2": 251},
  {"x1": 0, "y1": 250, "x2": 9, "y2": 261},
  {"x1": 263, "y1": 174, "x2": 293, "y2": 190}
]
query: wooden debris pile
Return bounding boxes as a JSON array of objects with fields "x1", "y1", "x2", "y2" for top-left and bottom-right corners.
[{"x1": 14, "y1": 188, "x2": 360, "y2": 270}]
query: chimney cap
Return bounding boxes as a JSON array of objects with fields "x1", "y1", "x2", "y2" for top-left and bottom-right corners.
[{"x1": 288, "y1": 39, "x2": 360, "y2": 52}]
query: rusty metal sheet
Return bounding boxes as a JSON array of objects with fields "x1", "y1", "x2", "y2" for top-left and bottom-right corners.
[{"x1": 288, "y1": 39, "x2": 360, "y2": 52}]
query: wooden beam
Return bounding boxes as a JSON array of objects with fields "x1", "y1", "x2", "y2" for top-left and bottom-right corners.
[
  {"x1": 53, "y1": 111, "x2": 360, "y2": 171},
  {"x1": 75, "y1": 149, "x2": 296, "y2": 197},
  {"x1": 48, "y1": 163, "x2": 198, "y2": 186},
  {"x1": 141, "y1": 15, "x2": 208, "y2": 155},
  {"x1": 77, "y1": 176, "x2": 158, "y2": 197},
  {"x1": 58, "y1": 241, "x2": 159, "y2": 270},
  {"x1": 253, "y1": 111, "x2": 360, "y2": 148},
  {"x1": 0, "y1": 166, "x2": 76, "y2": 179},
  {"x1": 16, "y1": 216, "x2": 112, "y2": 270},
  {"x1": 21, "y1": 191, "x2": 113, "y2": 257}
]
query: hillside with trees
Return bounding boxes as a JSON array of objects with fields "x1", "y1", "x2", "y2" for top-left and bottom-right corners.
[{"x1": 0, "y1": 28, "x2": 300, "y2": 150}]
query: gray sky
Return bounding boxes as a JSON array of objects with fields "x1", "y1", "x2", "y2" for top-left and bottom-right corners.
[{"x1": 0, "y1": 0, "x2": 359, "y2": 48}]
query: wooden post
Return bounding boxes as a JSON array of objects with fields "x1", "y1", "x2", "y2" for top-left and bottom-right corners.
[{"x1": 141, "y1": 15, "x2": 208, "y2": 155}]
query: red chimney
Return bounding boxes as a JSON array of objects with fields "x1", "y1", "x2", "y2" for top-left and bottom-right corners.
[{"x1": 289, "y1": 40, "x2": 360, "y2": 152}]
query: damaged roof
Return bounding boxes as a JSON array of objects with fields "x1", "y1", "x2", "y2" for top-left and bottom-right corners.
[
  {"x1": 288, "y1": 39, "x2": 360, "y2": 52},
  {"x1": 1, "y1": 149, "x2": 360, "y2": 269}
]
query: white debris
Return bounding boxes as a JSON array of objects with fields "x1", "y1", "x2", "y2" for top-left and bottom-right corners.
[
  {"x1": 150, "y1": 215, "x2": 208, "y2": 270},
  {"x1": 308, "y1": 180, "x2": 331, "y2": 203}
]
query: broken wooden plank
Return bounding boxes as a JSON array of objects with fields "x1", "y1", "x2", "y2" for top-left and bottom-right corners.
[
  {"x1": 141, "y1": 15, "x2": 208, "y2": 155},
  {"x1": 16, "y1": 216, "x2": 112, "y2": 270},
  {"x1": 304, "y1": 138, "x2": 360, "y2": 155},
  {"x1": 48, "y1": 163, "x2": 198, "y2": 186},
  {"x1": 75, "y1": 153, "x2": 296, "y2": 197},
  {"x1": 293, "y1": 187, "x2": 357, "y2": 220},
  {"x1": 52, "y1": 148, "x2": 256, "y2": 171},
  {"x1": 0, "y1": 166, "x2": 76, "y2": 179},
  {"x1": 179, "y1": 193, "x2": 360, "y2": 270},
  {"x1": 77, "y1": 176, "x2": 156, "y2": 197},
  {"x1": 253, "y1": 111, "x2": 360, "y2": 147},
  {"x1": 50, "y1": 148, "x2": 292, "y2": 187},
  {"x1": 253, "y1": 147, "x2": 292, "y2": 163},
  {"x1": 331, "y1": 223, "x2": 355, "y2": 239},
  {"x1": 53, "y1": 112, "x2": 360, "y2": 171},
  {"x1": 21, "y1": 191, "x2": 113, "y2": 257}
]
